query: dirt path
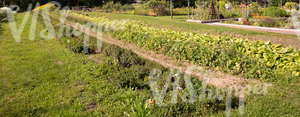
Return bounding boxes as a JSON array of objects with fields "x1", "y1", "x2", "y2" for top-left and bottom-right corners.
[
  {"x1": 186, "y1": 20, "x2": 300, "y2": 35},
  {"x1": 209, "y1": 23, "x2": 300, "y2": 35},
  {"x1": 59, "y1": 18, "x2": 261, "y2": 89}
]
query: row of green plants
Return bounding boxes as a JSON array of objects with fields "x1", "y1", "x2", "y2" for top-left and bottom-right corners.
[
  {"x1": 101, "y1": 1, "x2": 135, "y2": 12},
  {"x1": 67, "y1": 12, "x2": 300, "y2": 83},
  {"x1": 54, "y1": 25, "x2": 236, "y2": 116}
]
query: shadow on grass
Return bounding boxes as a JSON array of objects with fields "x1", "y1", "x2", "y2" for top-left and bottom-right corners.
[{"x1": 0, "y1": 23, "x2": 3, "y2": 35}]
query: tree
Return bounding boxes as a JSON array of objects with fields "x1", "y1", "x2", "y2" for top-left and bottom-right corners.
[
  {"x1": 208, "y1": 0, "x2": 218, "y2": 19},
  {"x1": 144, "y1": 0, "x2": 169, "y2": 16}
]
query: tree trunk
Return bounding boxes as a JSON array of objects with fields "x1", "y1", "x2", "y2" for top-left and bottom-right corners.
[
  {"x1": 208, "y1": 0, "x2": 218, "y2": 19},
  {"x1": 264, "y1": 0, "x2": 266, "y2": 8},
  {"x1": 203, "y1": 0, "x2": 205, "y2": 9},
  {"x1": 188, "y1": 0, "x2": 190, "y2": 18},
  {"x1": 170, "y1": 0, "x2": 173, "y2": 19},
  {"x1": 217, "y1": 0, "x2": 219, "y2": 13}
]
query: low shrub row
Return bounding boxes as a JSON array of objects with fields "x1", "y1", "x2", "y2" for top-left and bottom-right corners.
[
  {"x1": 67, "y1": 12, "x2": 300, "y2": 82},
  {"x1": 102, "y1": 1, "x2": 135, "y2": 12},
  {"x1": 55, "y1": 27, "x2": 233, "y2": 116}
]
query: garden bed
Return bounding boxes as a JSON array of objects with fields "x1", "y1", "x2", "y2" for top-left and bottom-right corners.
[{"x1": 62, "y1": 11, "x2": 300, "y2": 83}]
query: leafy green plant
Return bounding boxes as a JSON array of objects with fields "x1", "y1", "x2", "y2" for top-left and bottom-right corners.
[
  {"x1": 120, "y1": 4, "x2": 135, "y2": 11},
  {"x1": 173, "y1": 8, "x2": 189, "y2": 15},
  {"x1": 263, "y1": 7, "x2": 289, "y2": 17},
  {"x1": 196, "y1": 8, "x2": 210, "y2": 20},
  {"x1": 102, "y1": 1, "x2": 122, "y2": 11},
  {"x1": 249, "y1": 2, "x2": 259, "y2": 15},
  {"x1": 133, "y1": 8, "x2": 150, "y2": 16},
  {"x1": 144, "y1": 0, "x2": 169, "y2": 16},
  {"x1": 221, "y1": 8, "x2": 242, "y2": 18},
  {"x1": 68, "y1": 12, "x2": 300, "y2": 82},
  {"x1": 256, "y1": 16, "x2": 280, "y2": 27},
  {"x1": 103, "y1": 46, "x2": 144, "y2": 67},
  {"x1": 284, "y1": 2, "x2": 297, "y2": 10},
  {"x1": 218, "y1": 0, "x2": 226, "y2": 11}
]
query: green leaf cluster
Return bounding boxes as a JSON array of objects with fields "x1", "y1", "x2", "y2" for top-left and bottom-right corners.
[{"x1": 69, "y1": 12, "x2": 300, "y2": 82}]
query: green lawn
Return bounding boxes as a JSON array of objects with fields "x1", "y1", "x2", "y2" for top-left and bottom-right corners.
[
  {"x1": 0, "y1": 13, "x2": 155, "y2": 116},
  {"x1": 0, "y1": 13, "x2": 300, "y2": 116}
]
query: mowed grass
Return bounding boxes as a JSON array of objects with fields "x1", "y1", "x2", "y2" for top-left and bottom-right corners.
[
  {"x1": 0, "y1": 13, "x2": 153, "y2": 116},
  {"x1": 0, "y1": 13, "x2": 300, "y2": 116}
]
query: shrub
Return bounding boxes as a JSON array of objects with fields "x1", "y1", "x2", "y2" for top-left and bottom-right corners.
[
  {"x1": 101, "y1": 46, "x2": 150, "y2": 89},
  {"x1": 103, "y1": 46, "x2": 144, "y2": 67},
  {"x1": 102, "y1": 1, "x2": 122, "y2": 11},
  {"x1": 173, "y1": 8, "x2": 189, "y2": 15},
  {"x1": 113, "y1": 2, "x2": 122, "y2": 11},
  {"x1": 219, "y1": 0, "x2": 226, "y2": 11},
  {"x1": 249, "y1": 2, "x2": 259, "y2": 15},
  {"x1": 255, "y1": 16, "x2": 280, "y2": 27},
  {"x1": 195, "y1": 0, "x2": 208, "y2": 8},
  {"x1": 144, "y1": 0, "x2": 169, "y2": 16},
  {"x1": 195, "y1": 8, "x2": 210, "y2": 20},
  {"x1": 120, "y1": 4, "x2": 135, "y2": 11},
  {"x1": 58, "y1": 33, "x2": 98, "y2": 54},
  {"x1": 284, "y1": 2, "x2": 297, "y2": 10},
  {"x1": 221, "y1": 8, "x2": 242, "y2": 18},
  {"x1": 112, "y1": 66, "x2": 149, "y2": 89},
  {"x1": 134, "y1": 8, "x2": 150, "y2": 15},
  {"x1": 118, "y1": 50, "x2": 144, "y2": 67},
  {"x1": 218, "y1": 3, "x2": 243, "y2": 19},
  {"x1": 263, "y1": 7, "x2": 289, "y2": 17}
]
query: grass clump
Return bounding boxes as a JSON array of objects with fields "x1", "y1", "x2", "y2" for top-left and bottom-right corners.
[{"x1": 103, "y1": 45, "x2": 145, "y2": 67}]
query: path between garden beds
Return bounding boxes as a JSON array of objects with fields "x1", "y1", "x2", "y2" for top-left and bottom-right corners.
[
  {"x1": 188, "y1": 19, "x2": 300, "y2": 35},
  {"x1": 60, "y1": 19, "x2": 261, "y2": 89}
]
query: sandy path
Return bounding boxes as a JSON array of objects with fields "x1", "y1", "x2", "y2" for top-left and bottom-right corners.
[
  {"x1": 208, "y1": 23, "x2": 300, "y2": 35},
  {"x1": 187, "y1": 20, "x2": 300, "y2": 35}
]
